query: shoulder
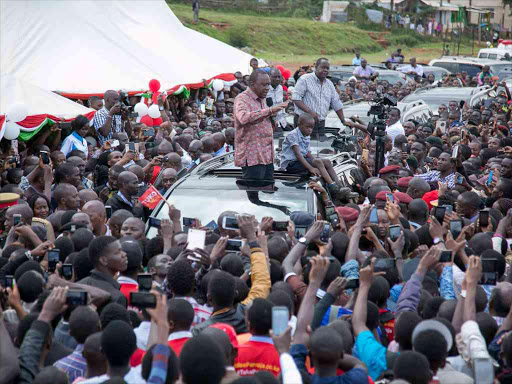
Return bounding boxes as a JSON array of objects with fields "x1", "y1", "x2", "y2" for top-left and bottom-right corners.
[{"x1": 340, "y1": 367, "x2": 370, "y2": 382}]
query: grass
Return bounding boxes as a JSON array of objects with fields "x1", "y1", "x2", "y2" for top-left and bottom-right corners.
[{"x1": 167, "y1": 1, "x2": 485, "y2": 68}]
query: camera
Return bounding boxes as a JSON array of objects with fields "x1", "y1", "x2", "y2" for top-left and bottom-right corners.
[
  {"x1": 118, "y1": 90, "x2": 133, "y2": 115},
  {"x1": 332, "y1": 134, "x2": 358, "y2": 153}
]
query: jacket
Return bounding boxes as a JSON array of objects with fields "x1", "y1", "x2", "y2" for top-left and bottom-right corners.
[
  {"x1": 105, "y1": 192, "x2": 147, "y2": 220},
  {"x1": 192, "y1": 242, "x2": 271, "y2": 335},
  {"x1": 78, "y1": 269, "x2": 127, "y2": 308},
  {"x1": 18, "y1": 320, "x2": 51, "y2": 384}
]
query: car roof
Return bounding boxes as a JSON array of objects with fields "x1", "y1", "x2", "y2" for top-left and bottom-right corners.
[{"x1": 429, "y1": 56, "x2": 507, "y2": 65}]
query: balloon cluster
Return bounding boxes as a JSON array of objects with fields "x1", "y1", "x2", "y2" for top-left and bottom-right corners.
[
  {"x1": 3, "y1": 103, "x2": 29, "y2": 140},
  {"x1": 212, "y1": 79, "x2": 224, "y2": 92},
  {"x1": 276, "y1": 65, "x2": 292, "y2": 80},
  {"x1": 134, "y1": 79, "x2": 164, "y2": 128}
]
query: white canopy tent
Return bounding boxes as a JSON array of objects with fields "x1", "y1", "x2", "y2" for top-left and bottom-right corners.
[
  {"x1": 0, "y1": 73, "x2": 94, "y2": 118},
  {"x1": 0, "y1": 0, "x2": 254, "y2": 97}
]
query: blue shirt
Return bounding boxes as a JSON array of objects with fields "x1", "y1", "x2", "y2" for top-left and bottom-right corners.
[
  {"x1": 352, "y1": 57, "x2": 362, "y2": 66},
  {"x1": 290, "y1": 344, "x2": 369, "y2": 384},
  {"x1": 354, "y1": 330, "x2": 387, "y2": 380},
  {"x1": 54, "y1": 344, "x2": 87, "y2": 382},
  {"x1": 280, "y1": 127, "x2": 311, "y2": 170}
]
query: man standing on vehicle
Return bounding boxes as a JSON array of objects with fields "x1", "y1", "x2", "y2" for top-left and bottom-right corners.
[
  {"x1": 234, "y1": 70, "x2": 288, "y2": 182},
  {"x1": 399, "y1": 57, "x2": 424, "y2": 77},
  {"x1": 292, "y1": 58, "x2": 349, "y2": 141},
  {"x1": 267, "y1": 68, "x2": 287, "y2": 131}
]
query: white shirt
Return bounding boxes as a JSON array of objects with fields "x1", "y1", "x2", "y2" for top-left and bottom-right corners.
[
  {"x1": 267, "y1": 84, "x2": 287, "y2": 128},
  {"x1": 386, "y1": 121, "x2": 405, "y2": 144},
  {"x1": 400, "y1": 64, "x2": 424, "y2": 76},
  {"x1": 133, "y1": 321, "x2": 150, "y2": 351},
  {"x1": 80, "y1": 366, "x2": 145, "y2": 383}
]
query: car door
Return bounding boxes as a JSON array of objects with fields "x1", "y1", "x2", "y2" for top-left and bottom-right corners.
[{"x1": 401, "y1": 100, "x2": 432, "y2": 124}]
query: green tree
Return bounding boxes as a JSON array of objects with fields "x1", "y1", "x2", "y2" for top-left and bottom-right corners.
[{"x1": 504, "y1": 0, "x2": 512, "y2": 15}]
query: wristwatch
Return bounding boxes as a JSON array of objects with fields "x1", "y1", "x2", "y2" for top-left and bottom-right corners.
[
  {"x1": 24, "y1": 250, "x2": 33, "y2": 261},
  {"x1": 159, "y1": 106, "x2": 164, "y2": 111},
  {"x1": 298, "y1": 237, "x2": 310, "y2": 246},
  {"x1": 433, "y1": 237, "x2": 444, "y2": 245}
]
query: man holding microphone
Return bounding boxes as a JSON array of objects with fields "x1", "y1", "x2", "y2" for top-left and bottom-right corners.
[{"x1": 234, "y1": 69, "x2": 288, "y2": 181}]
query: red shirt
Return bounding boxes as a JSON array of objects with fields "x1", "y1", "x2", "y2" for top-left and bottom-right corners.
[
  {"x1": 234, "y1": 336, "x2": 280, "y2": 377},
  {"x1": 167, "y1": 331, "x2": 192, "y2": 357},
  {"x1": 130, "y1": 348, "x2": 145, "y2": 367},
  {"x1": 118, "y1": 276, "x2": 138, "y2": 307}
]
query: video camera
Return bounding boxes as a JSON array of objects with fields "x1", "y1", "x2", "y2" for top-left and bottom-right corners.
[
  {"x1": 119, "y1": 90, "x2": 136, "y2": 117},
  {"x1": 366, "y1": 93, "x2": 397, "y2": 139},
  {"x1": 332, "y1": 134, "x2": 358, "y2": 154}
]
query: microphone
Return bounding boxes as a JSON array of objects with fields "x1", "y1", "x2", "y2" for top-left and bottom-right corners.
[{"x1": 266, "y1": 98, "x2": 275, "y2": 127}]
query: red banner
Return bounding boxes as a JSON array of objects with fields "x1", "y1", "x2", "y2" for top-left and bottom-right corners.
[{"x1": 138, "y1": 186, "x2": 163, "y2": 210}]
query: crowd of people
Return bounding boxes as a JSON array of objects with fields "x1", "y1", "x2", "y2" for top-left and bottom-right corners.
[{"x1": 0, "y1": 52, "x2": 512, "y2": 384}]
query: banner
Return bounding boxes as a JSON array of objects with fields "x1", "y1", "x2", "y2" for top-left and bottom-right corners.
[{"x1": 138, "y1": 186, "x2": 163, "y2": 210}]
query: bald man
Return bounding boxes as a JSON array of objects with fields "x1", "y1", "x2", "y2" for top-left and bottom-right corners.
[
  {"x1": 406, "y1": 177, "x2": 431, "y2": 199},
  {"x1": 160, "y1": 168, "x2": 178, "y2": 194},
  {"x1": 201, "y1": 136, "x2": 216, "y2": 155},
  {"x1": 92, "y1": 90, "x2": 132, "y2": 146},
  {"x1": 71, "y1": 212, "x2": 94, "y2": 232},
  {"x1": 187, "y1": 140, "x2": 203, "y2": 170},
  {"x1": 105, "y1": 171, "x2": 145, "y2": 219},
  {"x1": 120, "y1": 217, "x2": 145, "y2": 241},
  {"x1": 54, "y1": 183, "x2": 80, "y2": 211},
  {"x1": 79, "y1": 189, "x2": 99, "y2": 210},
  {"x1": 83, "y1": 200, "x2": 110, "y2": 236},
  {"x1": 212, "y1": 132, "x2": 227, "y2": 156}
]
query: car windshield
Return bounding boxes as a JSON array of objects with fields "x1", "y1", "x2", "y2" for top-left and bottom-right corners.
[{"x1": 147, "y1": 187, "x2": 309, "y2": 238}]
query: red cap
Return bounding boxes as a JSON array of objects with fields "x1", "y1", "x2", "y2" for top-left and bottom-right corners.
[
  {"x1": 378, "y1": 165, "x2": 400, "y2": 175},
  {"x1": 209, "y1": 323, "x2": 239, "y2": 348},
  {"x1": 395, "y1": 192, "x2": 412, "y2": 204},
  {"x1": 376, "y1": 191, "x2": 400, "y2": 203},
  {"x1": 397, "y1": 176, "x2": 413, "y2": 188},
  {"x1": 422, "y1": 190, "x2": 439, "y2": 210},
  {"x1": 335, "y1": 206, "x2": 359, "y2": 222}
]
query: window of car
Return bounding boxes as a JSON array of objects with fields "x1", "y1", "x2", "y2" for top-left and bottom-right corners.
[
  {"x1": 479, "y1": 53, "x2": 488, "y2": 59},
  {"x1": 458, "y1": 64, "x2": 480, "y2": 77},
  {"x1": 432, "y1": 62, "x2": 457, "y2": 73},
  {"x1": 488, "y1": 54, "x2": 498, "y2": 60}
]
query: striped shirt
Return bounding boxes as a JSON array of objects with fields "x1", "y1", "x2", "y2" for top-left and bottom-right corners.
[
  {"x1": 54, "y1": 344, "x2": 87, "y2": 382},
  {"x1": 176, "y1": 295, "x2": 212, "y2": 326},
  {"x1": 417, "y1": 170, "x2": 457, "y2": 189},
  {"x1": 92, "y1": 107, "x2": 123, "y2": 146},
  {"x1": 292, "y1": 72, "x2": 343, "y2": 121}
]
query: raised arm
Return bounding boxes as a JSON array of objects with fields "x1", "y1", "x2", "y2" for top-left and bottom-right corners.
[
  {"x1": 346, "y1": 205, "x2": 372, "y2": 263},
  {"x1": 463, "y1": 256, "x2": 482, "y2": 323}
]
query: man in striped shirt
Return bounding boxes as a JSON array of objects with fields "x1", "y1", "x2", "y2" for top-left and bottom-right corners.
[
  {"x1": 292, "y1": 58, "x2": 348, "y2": 141},
  {"x1": 92, "y1": 90, "x2": 132, "y2": 146}
]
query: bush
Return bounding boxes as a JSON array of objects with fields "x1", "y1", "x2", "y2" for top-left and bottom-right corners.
[{"x1": 227, "y1": 26, "x2": 249, "y2": 48}]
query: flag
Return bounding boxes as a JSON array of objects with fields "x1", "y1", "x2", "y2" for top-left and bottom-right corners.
[{"x1": 138, "y1": 186, "x2": 163, "y2": 209}]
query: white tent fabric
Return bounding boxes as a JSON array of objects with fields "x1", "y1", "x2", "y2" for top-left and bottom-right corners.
[
  {"x1": 0, "y1": 0, "x2": 254, "y2": 96},
  {"x1": 0, "y1": 73, "x2": 94, "y2": 118}
]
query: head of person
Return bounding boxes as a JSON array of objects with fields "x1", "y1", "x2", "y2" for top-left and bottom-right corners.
[
  {"x1": 492, "y1": 178, "x2": 512, "y2": 200},
  {"x1": 142, "y1": 345, "x2": 179, "y2": 384},
  {"x1": 501, "y1": 157, "x2": 512, "y2": 179},
  {"x1": 379, "y1": 166, "x2": 400, "y2": 191},
  {"x1": 117, "y1": 171, "x2": 139, "y2": 198},
  {"x1": 88, "y1": 96, "x2": 103, "y2": 110},
  {"x1": 456, "y1": 191, "x2": 481, "y2": 219},
  {"x1": 78, "y1": 189, "x2": 99, "y2": 210},
  {"x1": 101, "y1": 320, "x2": 136, "y2": 370},
  {"x1": 410, "y1": 57, "x2": 417, "y2": 66},
  {"x1": 167, "y1": 298, "x2": 194, "y2": 332},
  {"x1": 5, "y1": 204, "x2": 33, "y2": 232},
  {"x1": 103, "y1": 90, "x2": 120, "y2": 110},
  {"x1": 407, "y1": 177, "x2": 430, "y2": 199},
  {"x1": 28, "y1": 194, "x2": 50, "y2": 220},
  {"x1": 489, "y1": 282, "x2": 512, "y2": 318},
  {"x1": 309, "y1": 326, "x2": 344, "y2": 372},
  {"x1": 298, "y1": 113, "x2": 315, "y2": 137},
  {"x1": 410, "y1": 140, "x2": 427, "y2": 162},
  {"x1": 147, "y1": 254, "x2": 172, "y2": 279},
  {"x1": 248, "y1": 70, "x2": 271, "y2": 99},
  {"x1": 269, "y1": 68, "x2": 282, "y2": 88},
  {"x1": 315, "y1": 58, "x2": 330, "y2": 81},
  {"x1": 413, "y1": 329, "x2": 448, "y2": 374},
  {"x1": 408, "y1": 198, "x2": 429, "y2": 224},
  {"x1": 395, "y1": 311, "x2": 422, "y2": 351},
  {"x1": 167, "y1": 260, "x2": 195, "y2": 297},
  {"x1": 188, "y1": 140, "x2": 203, "y2": 161},
  {"x1": 247, "y1": 298, "x2": 273, "y2": 336},
  {"x1": 55, "y1": 163, "x2": 81, "y2": 187},
  {"x1": 250, "y1": 58, "x2": 259, "y2": 70},
  {"x1": 208, "y1": 270, "x2": 236, "y2": 309},
  {"x1": 120, "y1": 217, "x2": 145, "y2": 241},
  {"x1": 71, "y1": 115, "x2": 90, "y2": 138},
  {"x1": 69, "y1": 306, "x2": 101, "y2": 345},
  {"x1": 54, "y1": 183, "x2": 79, "y2": 210},
  {"x1": 387, "y1": 107, "x2": 401, "y2": 126},
  {"x1": 120, "y1": 238, "x2": 143, "y2": 277},
  {"x1": 88, "y1": 236, "x2": 127, "y2": 275},
  {"x1": 393, "y1": 351, "x2": 432, "y2": 384},
  {"x1": 71, "y1": 213, "x2": 93, "y2": 232},
  {"x1": 33, "y1": 367, "x2": 68, "y2": 384},
  {"x1": 179, "y1": 335, "x2": 226, "y2": 384}
]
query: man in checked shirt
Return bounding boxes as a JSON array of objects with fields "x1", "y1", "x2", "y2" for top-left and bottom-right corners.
[{"x1": 292, "y1": 58, "x2": 350, "y2": 141}]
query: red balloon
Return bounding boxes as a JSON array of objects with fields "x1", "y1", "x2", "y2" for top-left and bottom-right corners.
[
  {"x1": 276, "y1": 65, "x2": 284, "y2": 74},
  {"x1": 140, "y1": 115, "x2": 154, "y2": 127},
  {"x1": 149, "y1": 79, "x2": 161, "y2": 92},
  {"x1": 152, "y1": 91, "x2": 161, "y2": 105},
  {"x1": 283, "y1": 69, "x2": 292, "y2": 80},
  {"x1": 153, "y1": 117, "x2": 163, "y2": 126}
]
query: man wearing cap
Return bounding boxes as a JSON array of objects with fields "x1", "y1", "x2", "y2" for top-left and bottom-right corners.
[
  {"x1": 335, "y1": 206, "x2": 359, "y2": 231},
  {"x1": 397, "y1": 176, "x2": 413, "y2": 193},
  {"x1": 379, "y1": 165, "x2": 400, "y2": 191},
  {"x1": 292, "y1": 58, "x2": 350, "y2": 141},
  {"x1": 353, "y1": 59, "x2": 379, "y2": 81},
  {"x1": 395, "y1": 191, "x2": 412, "y2": 219}
]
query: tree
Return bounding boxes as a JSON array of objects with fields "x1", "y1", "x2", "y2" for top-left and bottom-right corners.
[{"x1": 504, "y1": 0, "x2": 512, "y2": 16}]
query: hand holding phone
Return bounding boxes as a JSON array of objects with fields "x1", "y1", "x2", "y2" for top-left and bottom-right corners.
[{"x1": 271, "y1": 306, "x2": 289, "y2": 336}]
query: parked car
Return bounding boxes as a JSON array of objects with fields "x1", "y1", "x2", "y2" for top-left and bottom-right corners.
[
  {"x1": 429, "y1": 57, "x2": 512, "y2": 78},
  {"x1": 477, "y1": 48, "x2": 511, "y2": 60},
  {"x1": 395, "y1": 64, "x2": 451, "y2": 80},
  {"x1": 329, "y1": 66, "x2": 408, "y2": 85}
]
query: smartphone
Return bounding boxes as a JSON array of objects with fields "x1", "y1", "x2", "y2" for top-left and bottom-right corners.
[
  {"x1": 187, "y1": 229, "x2": 206, "y2": 250},
  {"x1": 451, "y1": 145, "x2": 459, "y2": 159},
  {"x1": 370, "y1": 207, "x2": 379, "y2": 225},
  {"x1": 271, "y1": 306, "x2": 289, "y2": 336},
  {"x1": 433, "y1": 206, "x2": 446, "y2": 223},
  {"x1": 62, "y1": 264, "x2": 73, "y2": 280},
  {"x1": 143, "y1": 128, "x2": 155, "y2": 137},
  {"x1": 443, "y1": 205, "x2": 453, "y2": 216},
  {"x1": 402, "y1": 143, "x2": 409, "y2": 153},
  {"x1": 480, "y1": 258, "x2": 497, "y2": 285},
  {"x1": 386, "y1": 193, "x2": 394, "y2": 202},
  {"x1": 487, "y1": 170, "x2": 493, "y2": 186},
  {"x1": 461, "y1": 130, "x2": 466, "y2": 141},
  {"x1": 375, "y1": 258, "x2": 395, "y2": 269},
  {"x1": 200, "y1": 104, "x2": 206, "y2": 114},
  {"x1": 47, "y1": 249, "x2": 60, "y2": 273},
  {"x1": 226, "y1": 239, "x2": 242, "y2": 252},
  {"x1": 295, "y1": 226, "x2": 308, "y2": 239},
  {"x1": 130, "y1": 292, "x2": 157, "y2": 308},
  {"x1": 111, "y1": 139, "x2": 120, "y2": 147},
  {"x1": 479, "y1": 210, "x2": 489, "y2": 228},
  {"x1": 40, "y1": 151, "x2": 50, "y2": 165},
  {"x1": 66, "y1": 290, "x2": 88, "y2": 306},
  {"x1": 127, "y1": 142, "x2": 136, "y2": 152},
  {"x1": 105, "y1": 206, "x2": 112, "y2": 220},
  {"x1": 436, "y1": 120, "x2": 447, "y2": 134},
  {"x1": 13, "y1": 214, "x2": 21, "y2": 227},
  {"x1": 473, "y1": 358, "x2": 495, "y2": 384},
  {"x1": 319, "y1": 223, "x2": 330, "y2": 243},
  {"x1": 362, "y1": 149, "x2": 369, "y2": 162},
  {"x1": 449, "y1": 220, "x2": 463, "y2": 240},
  {"x1": 345, "y1": 279, "x2": 360, "y2": 290},
  {"x1": 272, "y1": 221, "x2": 288, "y2": 232},
  {"x1": 389, "y1": 225, "x2": 401, "y2": 241},
  {"x1": 1, "y1": 275, "x2": 14, "y2": 289},
  {"x1": 137, "y1": 274, "x2": 153, "y2": 292},
  {"x1": 222, "y1": 216, "x2": 239, "y2": 230},
  {"x1": 439, "y1": 250, "x2": 452, "y2": 263},
  {"x1": 457, "y1": 175, "x2": 464, "y2": 184},
  {"x1": 183, "y1": 217, "x2": 197, "y2": 227},
  {"x1": 148, "y1": 217, "x2": 161, "y2": 229}
]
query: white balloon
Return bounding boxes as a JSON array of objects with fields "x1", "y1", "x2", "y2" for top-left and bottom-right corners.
[
  {"x1": 212, "y1": 79, "x2": 224, "y2": 92},
  {"x1": 7, "y1": 103, "x2": 28, "y2": 123},
  {"x1": 3, "y1": 122, "x2": 20, "y2": 140},
  {"x1": 134, "y1": 102, "x2": 149, "y2": 117},
  {"x1": 148, "y1": 104, "x2": 160, "y2": 119}
]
